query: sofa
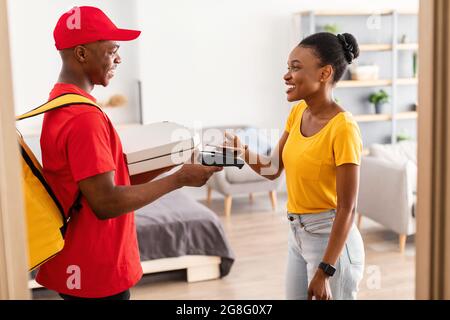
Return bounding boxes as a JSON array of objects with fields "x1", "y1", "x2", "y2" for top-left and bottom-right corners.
[{"x1": 357, "y1": 141, "x2": 417, "y2": 253}]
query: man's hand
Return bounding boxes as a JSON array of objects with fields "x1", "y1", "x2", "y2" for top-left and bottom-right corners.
[
  {"x1": 307, "y1": 269, "x2": 333, "y2": 300},
  {"x1": 174, "y1": 163, "x2": 223, "y2": 187}
]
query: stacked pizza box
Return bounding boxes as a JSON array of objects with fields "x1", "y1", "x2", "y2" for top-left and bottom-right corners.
[{"x1": 117, "y1": 122, "x2": 199, "y2": 175}]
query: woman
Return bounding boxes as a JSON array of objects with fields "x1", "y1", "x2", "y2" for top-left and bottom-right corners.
[{"x1": 224, "y1": 32, "x2": 365, "y2": 300}]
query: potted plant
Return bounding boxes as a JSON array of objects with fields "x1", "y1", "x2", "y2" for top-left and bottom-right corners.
[
  {"x1": 369, "y1": 89, "x2": 389, "y2": 114},
  {"x1": 323, "y1": 23, "x2": 340, "y2": 35},
  {"x1": 397, "y1": 131, "x2": 412, "y2": 142}
]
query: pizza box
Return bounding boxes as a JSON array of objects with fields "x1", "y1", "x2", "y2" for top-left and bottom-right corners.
[{"x1": 117, "y1": 122, "x2": 199, "y2": 175}]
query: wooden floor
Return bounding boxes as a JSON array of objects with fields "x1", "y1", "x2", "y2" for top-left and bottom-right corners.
[{"x1": 32, "y1": 193, "x2": 415, "y2": 300}]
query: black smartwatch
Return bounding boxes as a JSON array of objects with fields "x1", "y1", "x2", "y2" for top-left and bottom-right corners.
[{"x1": 318, "y1": 262, "x2": 336, "y2": 277}]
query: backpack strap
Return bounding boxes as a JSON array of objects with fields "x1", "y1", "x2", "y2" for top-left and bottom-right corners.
[
  {"x1": 16, "y1": 93, "x2": 102, "y2": 121},
  {"x1": 60, "y1": 191, "x2": 83, "y2": 237},
  {"x1": 17, "y1": 93, "x2": 103, "y2": 236}
]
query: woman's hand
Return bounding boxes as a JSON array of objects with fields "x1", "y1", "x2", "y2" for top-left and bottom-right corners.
[
  {"x1": 308, "y1": 269, "x2": 333, "y2": 300},
  {"x1": 221, "y1": 132, "x2": 246, "y2": 157}
]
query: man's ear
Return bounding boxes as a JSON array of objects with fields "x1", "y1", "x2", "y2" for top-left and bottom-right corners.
[
  {"x1": 320, "y1": 65, "x2": 334, "y2": 83},
  {"x1": 73, "y1": 45, "x2": 88, "y2": 63}
]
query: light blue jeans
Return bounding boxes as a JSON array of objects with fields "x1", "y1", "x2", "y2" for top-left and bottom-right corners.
[{"x1": 286, "y1": 210, "x2": 365, "y2": 300}]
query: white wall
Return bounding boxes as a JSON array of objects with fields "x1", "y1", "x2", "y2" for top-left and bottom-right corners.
[
  {"x1": 136, "y1": 0, "x2": 419, "y2": 134},
  {"x1": 8, "y1": 0, "x2": 418, "y2": 136},
  {"x1": 7, "y1": 0, "x2": 141, "y2": 134},
  {"x1": 133, "y1": 0, "x2": 418, "y2": 200}
]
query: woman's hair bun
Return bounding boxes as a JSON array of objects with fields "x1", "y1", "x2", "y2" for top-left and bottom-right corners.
[{"x1": 337, "y1": 33, "x2": 360, "y2": 64}]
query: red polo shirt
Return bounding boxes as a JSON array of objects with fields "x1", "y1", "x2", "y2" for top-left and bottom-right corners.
[{"x1": 36, "y1": 83, "x2": 142, "y2": 298}]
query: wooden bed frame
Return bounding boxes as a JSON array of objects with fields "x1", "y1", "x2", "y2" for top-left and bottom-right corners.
[{"x1": 28, "y1": 255, "x2": 222, "y2": 289}]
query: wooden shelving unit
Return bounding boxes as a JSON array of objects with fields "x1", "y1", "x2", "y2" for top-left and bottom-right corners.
[
  {"x1": 353, "y1": 111, "x2": 417, "y2": 123},
  {"x1": 395, "y1": 111, "x2": 418, "y2": 120},
  {"x1": 296, "y1": 9, "x2": 418, "y2": 145},
  {"x1": 337, "y1": 79, "x2": 391, "y2": 88},
  {"x1": 396, "y1": 78, "x2": 419, "y2": 85},
  {"x1": 337, "y1": 78, "x2": 418, "y2": 88},
  {"x1": 359, "y1": 43, "x2": 418, "y2": 51},
  {"x1": 359, "y1": 44, "x2": 392, "y2": 51},
  {"x1": 353, "y1": 113, "x2": 391, "y2": 122},
  {"x1": 397, "y1": 43, "x2": 419, "y2": 51},
  {"x1": 296, "y1": 10, "x2": 417, "y2": 17}
]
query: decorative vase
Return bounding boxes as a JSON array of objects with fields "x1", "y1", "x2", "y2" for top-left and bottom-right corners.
[{"x1": 374, "y1": 102, "x2": 383, "y2": 114}]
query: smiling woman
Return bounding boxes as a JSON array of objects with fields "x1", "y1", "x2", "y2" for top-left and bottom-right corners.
[
  {"x1": 285, "y1": 32, "x2": 360, "y2": 102},
  {"x1": 223, "y1": 31, "x2": 364, "y2": 300},
  {"x1": 280, "y1": 33, "x2": 364, "y2": 301}
]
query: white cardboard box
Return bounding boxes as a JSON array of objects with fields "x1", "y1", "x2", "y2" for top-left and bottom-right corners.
[{"x1": 117, "y1": 122, "x2": 198, "y2": 175}]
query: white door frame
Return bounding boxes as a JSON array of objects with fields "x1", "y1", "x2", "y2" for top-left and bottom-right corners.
[
  {"x1": 0, "y1": 0, "x2": 30, "y2": 300},
  {"x1": 417, "y1": 0, "x2": 450, "y2": 299}
]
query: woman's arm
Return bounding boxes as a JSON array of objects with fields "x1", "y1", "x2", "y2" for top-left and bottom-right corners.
[
  {"x1": 308, "y1": 163, "x2": 360, "y2": 300},
  {"x1": 224, "y1": 131, "x2": 289, "y2": 180},
  {"x1": 322, "y1": 163, "x2": 359, "y2": 266}
]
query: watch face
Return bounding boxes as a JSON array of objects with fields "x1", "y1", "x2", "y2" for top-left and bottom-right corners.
[
  {"x1": 326, "y1": 265, "x2": 336, "y2": 276},
  {"x1": 320, "y1": 263, "x2": 336, "y2": 276}
]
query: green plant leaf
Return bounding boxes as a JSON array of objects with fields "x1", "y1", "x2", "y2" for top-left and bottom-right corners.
[
  {"x1": 369, "y1": 89, "x2": 390, "y2": 104},
  {"x1": 324, "y1": 23, "x2": 339, "y2": 34}
]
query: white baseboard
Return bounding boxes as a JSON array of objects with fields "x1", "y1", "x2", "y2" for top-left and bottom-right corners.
[{"x1": 29, "y1": 255, "x2": 222, "y2": 290}]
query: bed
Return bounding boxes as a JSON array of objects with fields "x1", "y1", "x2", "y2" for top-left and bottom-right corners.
[
  {"x1": 135, "y1": 188, "x2": 234, "y2": 282},
  {"x1": 24, "y1": 135, "x2": 235, "y2": 289}
]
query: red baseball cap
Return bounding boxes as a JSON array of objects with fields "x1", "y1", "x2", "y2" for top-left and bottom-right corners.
[{"x1": 53, "y1": 6, "x2": 141, "y2": 50}]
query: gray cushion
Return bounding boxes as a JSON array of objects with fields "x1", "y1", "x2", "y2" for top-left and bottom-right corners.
[
  {"x1": 369, "y1": 141, "x2": 417, "y2": 193},
  {"x1": 370, "y1": 141, "x2": 417, "y2": 165},
  {"x1": 225, "y1": 164, "x2": 267, "y2": 184}
]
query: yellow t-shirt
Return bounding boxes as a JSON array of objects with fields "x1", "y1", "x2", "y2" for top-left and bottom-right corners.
[{"x1": 282, "y1": 100, "x2": 363, "y2": 214}]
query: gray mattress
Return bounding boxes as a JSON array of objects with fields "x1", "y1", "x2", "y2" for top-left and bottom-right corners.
[
  {"x1": 135, "y1": 189, "x2": 234, "y2": 277},
  {"x1": 31, "y1": 189, "x2": 234, "y2": 280}
]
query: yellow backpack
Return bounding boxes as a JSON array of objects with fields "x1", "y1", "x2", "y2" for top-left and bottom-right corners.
[{"x1": 16, "y1": 93, "x2": 102, "y2": 271}]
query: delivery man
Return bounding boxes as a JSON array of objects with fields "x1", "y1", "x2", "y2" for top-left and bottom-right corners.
[{"x1": 35, "y1": 6, "x2": 222, "y2": 300}]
